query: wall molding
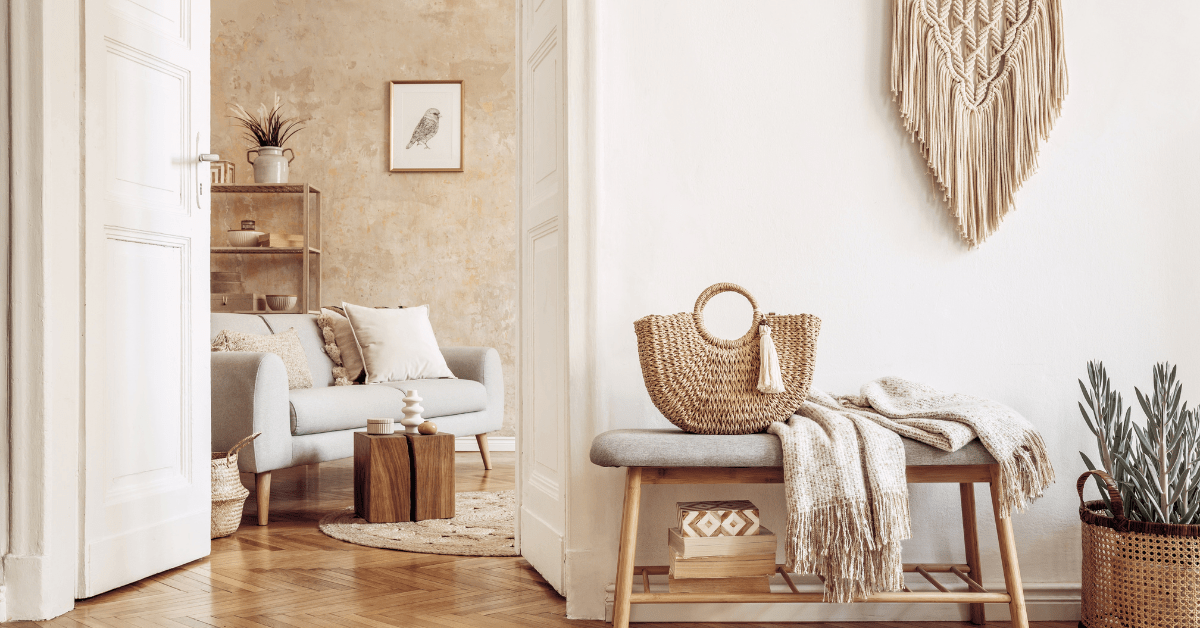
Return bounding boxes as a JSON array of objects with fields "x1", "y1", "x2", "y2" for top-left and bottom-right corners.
[
  {"x1": 455, "y1": 436, "x2": 516, "y2": 452},
  {"x1": 603, "y1": 581, "x2": 1081, "y2": 623}
]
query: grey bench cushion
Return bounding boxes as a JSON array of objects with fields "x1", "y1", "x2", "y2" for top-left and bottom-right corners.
[{"x1": 589, "y1": 428, "x2": 996, "y2": 468}]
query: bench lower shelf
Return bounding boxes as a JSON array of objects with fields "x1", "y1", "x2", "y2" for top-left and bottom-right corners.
[{"x1": 628, "y1": 563, "x2": 1011, "y2": 604}]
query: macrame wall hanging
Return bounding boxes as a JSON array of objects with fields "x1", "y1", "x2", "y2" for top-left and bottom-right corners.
[{"x1": 892, "y1": 0, "x2": 1067, "y2": 247}]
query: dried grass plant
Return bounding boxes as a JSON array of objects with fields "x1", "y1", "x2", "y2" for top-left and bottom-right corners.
[{"x1": 229, "y1": 94, "x2": 305, "y2": 148}]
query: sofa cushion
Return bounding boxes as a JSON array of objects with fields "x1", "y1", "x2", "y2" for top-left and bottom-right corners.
[
  {"x1": 289, "y1": 378, "x2": 489, "y2": 436},
  {"x1": 289, "y1": 385, "x2": 405, "y2": 435},
  {"x1": 260, "y1": 314, "x2": 335, "y2": 388},
  {"x1": 211, "y1": 313, "x2": 270, "y2": 341},
  {"x1": 377, "y1": 379, "x2": 487, "y2": 418}
]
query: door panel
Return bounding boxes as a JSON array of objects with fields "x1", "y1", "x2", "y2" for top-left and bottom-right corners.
[
  {"x1": 81, "y1": 0, "x2": 211, "y2": 598},
  {"x1": 107, "y1": 46, "x2": 188, "y2": 207},
  {"x1": 520, "y1": 0, "x2": 568, "y2": 593}
]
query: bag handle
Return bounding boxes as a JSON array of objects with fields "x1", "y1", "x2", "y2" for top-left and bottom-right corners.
[
  {"x1": 224, "y1": 432, "x2": 262, "y2": 467},
  {"x1": 693, "y1": 283, "x2": 763, "y2": 348},
  {"x1": 1076, "y1": 469, "x2": 1126, "y2": 520}
]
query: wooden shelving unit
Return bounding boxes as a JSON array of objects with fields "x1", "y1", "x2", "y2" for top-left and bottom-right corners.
[{"x1": 212, "y1": 183, "x2": 321, "y2": 314}]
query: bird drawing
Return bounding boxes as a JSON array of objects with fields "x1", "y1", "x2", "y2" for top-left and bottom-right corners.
[{"x1": 405, "y1": 108, "x2": 441, "y2": 149}]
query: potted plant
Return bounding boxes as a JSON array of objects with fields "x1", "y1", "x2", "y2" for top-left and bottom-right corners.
[
  {"x1": 230, "y1": 94, "x2": 305, "y2": 184},
  {"x1": 1077, "y1": 361, "x2": 1200, "y2": 628}
]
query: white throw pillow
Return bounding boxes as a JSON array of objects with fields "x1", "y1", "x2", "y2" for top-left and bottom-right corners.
[{"x1": 342, "y1": 302, "x2": 455, "y2": 383}]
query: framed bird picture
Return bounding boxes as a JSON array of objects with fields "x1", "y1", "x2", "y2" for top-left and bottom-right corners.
[{"x1": 389, "y1": 80, "x2": 464, "y2": 172}]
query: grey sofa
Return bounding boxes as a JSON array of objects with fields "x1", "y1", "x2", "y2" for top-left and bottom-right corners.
[{"x1": 210, "y1": 313, "x2": 503, "y2": 524}]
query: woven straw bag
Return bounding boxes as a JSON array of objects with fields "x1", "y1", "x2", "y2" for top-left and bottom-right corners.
[
  {"x1": 211, "y1": 432, "x2": 260, "y2": 539},
  {"x1": 634, "y1": 283, "x2": 820, "y2": 435},
  {"x1": 1078, "y1": 470, "x2": 1200, "y2": 628}
]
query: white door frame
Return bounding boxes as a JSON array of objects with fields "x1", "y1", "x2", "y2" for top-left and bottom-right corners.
[
  {"x1": 515, "y1": 0, "x2": 596, "y2": 609},
  {"x1": 2, "y1": 1, "x2": 86, "y2": 620}
]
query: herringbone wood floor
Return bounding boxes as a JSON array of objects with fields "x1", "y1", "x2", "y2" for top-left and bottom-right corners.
[{"x1": 6, "y1": 452, "x2": 1073, "y2": 628}]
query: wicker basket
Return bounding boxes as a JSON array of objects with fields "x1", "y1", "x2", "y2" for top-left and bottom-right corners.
[
  {"x1": 212, "y1": 433, "x2": 260, "y2": 539},
  {"x1": 633, "y1": 283, "x2": 820, "y2": 435},
  {"x1": 1078, "y1": 470, "x2": 1200, "y2": 628}
]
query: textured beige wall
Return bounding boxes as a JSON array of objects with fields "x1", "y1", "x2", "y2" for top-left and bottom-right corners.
[{"x1": 211, "y1": 0, "x2": 517, "y2": 436}]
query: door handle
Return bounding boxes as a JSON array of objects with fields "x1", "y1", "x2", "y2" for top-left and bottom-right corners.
[{"x1": 199, "y1": 153, "x2": 221, "y2": 162}]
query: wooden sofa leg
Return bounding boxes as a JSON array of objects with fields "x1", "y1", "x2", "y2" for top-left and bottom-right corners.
[
  {"x1": 959, "y1": 482, "x2": 985, "y2": 625},
  {"x1": 256, "y1": 471, "x2": 272, "y2": 526},
  {"x1": 989, "y1": 465, "x2": 1029, "y2": 628},
  {"x1": 476, "y1": 433, "x2": 493, "y2": 470}
]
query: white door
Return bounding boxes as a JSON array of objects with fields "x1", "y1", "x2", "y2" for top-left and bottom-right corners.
[
  {"x1": 80, "y1": 0, "x2": 212, "y2": 597},
  {"x1": 519, "y1": 0, "x2": 569, "y2": 592}
]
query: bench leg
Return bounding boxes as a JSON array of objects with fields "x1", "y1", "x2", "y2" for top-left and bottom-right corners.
[
  {"x1": 612, "y1": 467, "x2": 642, "y2": 628},
  {"x1": 959, "y1": 482, "x2": 985, "y2": 625},
  {"x1": 989, "y1": 465, "x2": 1028, "y2": 628}
]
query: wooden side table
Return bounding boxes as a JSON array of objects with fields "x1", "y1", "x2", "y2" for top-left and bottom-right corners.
[
  {"x1": 407, "y1": 433, "x2": 455, "y2": 520},
  {"x1": 354, "y1": 432, "x2": 411, "y2": 523},
  {"x1": 353, "y1": 431, "x2": 456, "y2": 523}
]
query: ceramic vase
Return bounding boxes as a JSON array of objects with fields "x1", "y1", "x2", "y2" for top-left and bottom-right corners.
[
  {"x1": 247, "y1": 146, "x2": 295, "y2": 183},
  {"x1": 400, "y1": 390, "x2": 425, "y2": 434}
]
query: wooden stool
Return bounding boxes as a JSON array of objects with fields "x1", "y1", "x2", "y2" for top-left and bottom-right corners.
[{"x1": 590, "y1": 429, "x2": 1029, "y2": 628}]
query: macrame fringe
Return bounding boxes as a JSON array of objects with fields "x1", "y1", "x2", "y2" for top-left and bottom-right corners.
[
  {"x1": 757, "y1": 324, "x2": 786, "y2": 394},
  {"x1": 891, "y1": 0, "x2": 1068, "y2": 247}
]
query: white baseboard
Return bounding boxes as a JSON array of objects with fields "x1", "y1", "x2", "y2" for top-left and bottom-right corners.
[
  {"x1": 455, "y1": 436, "x2": 515, "y2": 452},
  {"x1": 604, "y1": 580, "x2": 1080, "y2": 623}
]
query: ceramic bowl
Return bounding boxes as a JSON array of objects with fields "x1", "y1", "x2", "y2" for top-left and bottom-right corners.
[
  {"x1": 227, "y1": 230, "x2": 263, "y2": 247},
  {"x1": 265, "y1": 295, "x2": 298, "y2": 312}
]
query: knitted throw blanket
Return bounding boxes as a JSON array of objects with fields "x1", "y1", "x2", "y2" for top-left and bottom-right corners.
[{"x1": 768, "y1": 377, "x2": 1054, "y2": 602}]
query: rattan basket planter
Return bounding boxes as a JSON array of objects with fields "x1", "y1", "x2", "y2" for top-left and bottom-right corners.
[
  {"x1": 212, "y1": 433, "x2": 260, "y2": 539},
  {"x1": 1078, "y1": 470, "x2": 1200, "y2": 628}
]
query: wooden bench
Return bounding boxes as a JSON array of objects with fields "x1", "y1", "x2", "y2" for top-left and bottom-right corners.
[{"x1": 590, "y1": 429, "x2": 1029, "y2": 628}]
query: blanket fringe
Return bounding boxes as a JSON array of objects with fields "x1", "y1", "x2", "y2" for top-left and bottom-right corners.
[{"x1": 994, "y1": 428, "x2": 1056, "y2": 517}]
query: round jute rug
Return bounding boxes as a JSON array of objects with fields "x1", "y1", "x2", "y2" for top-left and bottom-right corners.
[{"x1": 318, "y1": 490, "x2": 517, "y2": 556}]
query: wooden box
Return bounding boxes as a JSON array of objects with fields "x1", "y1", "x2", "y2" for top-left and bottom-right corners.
[
  {"x1": 407, "y1": 433, "x2": 455, "y2": 520},
  {"x1": 668, "y1": 547, "x2": 776, "y2": 579},
  {"x1": 354, "y1": 432, "x2": 411, "y2": 523},
  {"x1": 258, "y1": 233, "x2": 306, "y2": 248},
  {"x1": 667, "y1": 575, "x2": 771, "y2": 593},
  {"x1": 211, "y1": 293, "x2": 259, "y2": 313},
  {"x1": 211, "y1": 280, "x2": 244, "y2": 293},
  {"x1": 678, "y1": 500, "x2": 761, "y2": 537},
  {"x1": 668, "y1": 526, "x2": 776, "y2": 558}
]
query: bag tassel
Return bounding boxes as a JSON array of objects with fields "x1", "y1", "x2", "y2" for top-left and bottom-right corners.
[{"x1": 757, "y1": 322, "x2": 785, "y2": 394}]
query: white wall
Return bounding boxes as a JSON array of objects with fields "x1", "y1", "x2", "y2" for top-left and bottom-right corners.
[{"x1": 563, "y1": 0, "x2": 1200, "y2": 621}]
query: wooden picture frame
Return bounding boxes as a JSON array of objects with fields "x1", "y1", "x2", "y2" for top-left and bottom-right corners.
[{"x1": 389, "y1": 80, "x2": 464, "y2": 172}]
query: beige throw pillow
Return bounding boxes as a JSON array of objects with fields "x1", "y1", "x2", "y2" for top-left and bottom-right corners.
[
  {"x1": 342, "y1": 302, "x2": 455, "y2": 384},
  {"x1": 317, "y1": 308, "x2": 364, "y2": 385},
  {"x1": 212, "y1": 327, "x2": 314, "y2": 390}
]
